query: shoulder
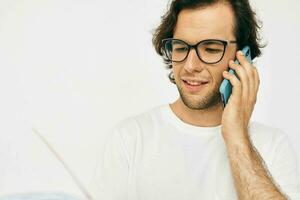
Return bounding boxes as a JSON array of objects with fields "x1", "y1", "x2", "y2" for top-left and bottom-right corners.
[
  {"x1": 112, "y1": 104, "x2": 166, "y2": 136},
  {"x1": 248, "y1": 121, "x2": 291, "y2": 164},
  {"x1": 108, "y1": 104, "x2": 166, "y2": 152},
  {"x1": 248, "y1": 121, "x2": 286, "y2": 142}
]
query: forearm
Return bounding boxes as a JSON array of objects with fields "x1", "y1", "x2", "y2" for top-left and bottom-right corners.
[{"x1": 225, "y1": 136, "x2": 288, "y2": 200}]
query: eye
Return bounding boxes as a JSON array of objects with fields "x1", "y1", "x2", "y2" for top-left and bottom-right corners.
[
  {"x1": 205, "y1": 48, "x2": 223, "y2": 54},
  {"x1": 174, "y1": 47, "x2": 188, "y2": 52}
]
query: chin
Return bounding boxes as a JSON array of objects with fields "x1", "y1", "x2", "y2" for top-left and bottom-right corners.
[{"x1": 178, "y1": 84, "x2": 221, "y2": 110}]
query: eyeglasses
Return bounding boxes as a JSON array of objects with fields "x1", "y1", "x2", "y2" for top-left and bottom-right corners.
[{"x1": 162, "y1": 38, "x2": 237, "y2": 64}]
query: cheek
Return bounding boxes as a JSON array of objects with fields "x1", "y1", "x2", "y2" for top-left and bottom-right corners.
[
  {"x1": 209, "y1": 64, "x2": 228, "y2": 85},
  {"x1": 172, "y1": 64, "x2": 181, "y2": 79}
]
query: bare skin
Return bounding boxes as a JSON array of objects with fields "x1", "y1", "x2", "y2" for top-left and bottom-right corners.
[{"x1": 169, "y1": 3, "x2": 288, "y2": 199}]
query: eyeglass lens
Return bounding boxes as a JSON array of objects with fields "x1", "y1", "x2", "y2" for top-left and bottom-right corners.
[{"x1": 164, "y1": 39, "x2": 225, "y2": 64}]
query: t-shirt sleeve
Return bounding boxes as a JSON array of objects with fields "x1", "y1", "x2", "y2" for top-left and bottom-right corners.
[
  {"x1": 90, "y1": 127, "x2": 130, "y2": 200},
  {"x1": 270, "y1": 131, "x2": 300, "y2": 199}
]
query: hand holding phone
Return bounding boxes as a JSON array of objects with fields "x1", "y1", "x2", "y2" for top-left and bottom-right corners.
[{"x1": 219, "y1": 46, "x2": 252, "y2": 107}]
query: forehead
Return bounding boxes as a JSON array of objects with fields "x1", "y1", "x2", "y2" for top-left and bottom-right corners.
[{"x1": 173, "y1": 3, "x2": 236, "y2": 43}]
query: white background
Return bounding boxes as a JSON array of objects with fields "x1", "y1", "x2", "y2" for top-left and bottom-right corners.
[{"x1": 0, "y1": 0, "x2": 299, "y2": 197}]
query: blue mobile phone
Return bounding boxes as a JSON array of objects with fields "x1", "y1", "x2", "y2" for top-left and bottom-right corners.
[{"x1": 219, "y1": 46, "x2": 252, "y2": 107}]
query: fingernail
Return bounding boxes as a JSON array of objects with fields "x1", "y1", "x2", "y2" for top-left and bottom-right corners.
[{"x1": 238, "y1": 50, "x2": 244, "y2": 56}]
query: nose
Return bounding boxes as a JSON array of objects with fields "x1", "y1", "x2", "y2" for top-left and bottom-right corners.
[{"x1": 183, "y1": 49, "x2": 205, "y2": 73}]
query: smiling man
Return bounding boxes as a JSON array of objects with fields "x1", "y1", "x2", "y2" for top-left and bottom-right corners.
[{"x1": 91, "y1": 0, "x2": 300, "y2": 199}]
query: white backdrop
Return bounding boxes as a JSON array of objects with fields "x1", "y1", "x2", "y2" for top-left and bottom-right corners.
[{"x1": 0, "y1": 0, "x2": 299, "y2": 197}]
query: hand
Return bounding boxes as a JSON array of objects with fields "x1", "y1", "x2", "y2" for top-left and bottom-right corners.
[{"x1": 221, "y1": 50, "x2": 260, "y2": 144}]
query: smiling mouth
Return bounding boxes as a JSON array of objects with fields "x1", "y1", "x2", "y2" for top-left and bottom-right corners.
[
  {"x1": 183, "y1": 80, "x2": 209, "y2": 86},
  {"x1": 182, "y1": 79, "x2": 209, "y2": 92}
]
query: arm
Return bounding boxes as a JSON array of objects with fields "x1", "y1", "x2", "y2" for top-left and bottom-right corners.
[
  {"x1": 221, "y1": 51, "x2": 289, "y2": 199},
  {"x1": 224, "y1": 133, "x2": 288, "y2": 199}
]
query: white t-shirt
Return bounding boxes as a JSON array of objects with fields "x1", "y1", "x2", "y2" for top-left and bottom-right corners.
[{"x1": 91, "y1": 104, "x2": 300, "y2": 200}]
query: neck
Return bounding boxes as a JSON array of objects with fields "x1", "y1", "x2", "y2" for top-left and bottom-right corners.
[{"x1": 169, "y1": 98, "x2": 223, "y2": 127}]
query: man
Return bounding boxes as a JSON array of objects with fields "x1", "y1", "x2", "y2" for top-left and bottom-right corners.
[{"x1": 91, "y1": 0, "x2": 300, "y2": 199}]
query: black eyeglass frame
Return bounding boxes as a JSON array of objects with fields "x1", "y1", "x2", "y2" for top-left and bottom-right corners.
[{"x1": 162, "y1": 38, "x2": 237, "y2": 64}]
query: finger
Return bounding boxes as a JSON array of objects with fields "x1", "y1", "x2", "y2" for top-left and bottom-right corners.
[
  {"x1": 236, "y1": 50, "x2": 252, "y2": 69},
  {"x1": 236, "y1": 50, "x2": 255, "y2": 85},
  {"x1": 222, "y1": 70, "x2": 242, "y2": 99},
  {"x1": 236, "y1": 51, "x2": 257, "y2": 97},
  {"x1": 228, "y1": 59, "x2": 250, "y2": 101},
  {"x1": 253, "y1": 66, "x2": 260, "y2": 95}
]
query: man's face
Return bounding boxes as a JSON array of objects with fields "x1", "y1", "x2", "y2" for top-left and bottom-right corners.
[{"x1": 172, "y1": 3, "x2": 237, "y2": 110}]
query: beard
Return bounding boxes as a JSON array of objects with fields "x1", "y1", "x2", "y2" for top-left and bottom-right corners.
[{"x1": 176, "y1": 82, "x2": 222, "y2": 110}]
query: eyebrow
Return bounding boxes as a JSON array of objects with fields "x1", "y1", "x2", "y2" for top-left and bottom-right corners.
[
  {"x1": 173, "y1": 40, "x2": 185, "y2": 45},
  {"x1": 173, "y1": 38, "x2": 193, "y2": 45},
  {"x1": 201, "y1": 40, "x2": 222, "y2": 45},
  {"x1": 172, "y1": 38, "x2": 223, "y2": 46}
]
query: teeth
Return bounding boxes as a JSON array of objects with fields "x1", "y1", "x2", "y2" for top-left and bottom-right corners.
[{"x1": 186, "y1": 80, "x2": 202, "y2": 86}]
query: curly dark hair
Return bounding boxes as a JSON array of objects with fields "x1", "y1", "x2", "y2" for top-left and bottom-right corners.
[{"x1": 152, "y1": 0, "x2": 264, "y2": 84}]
